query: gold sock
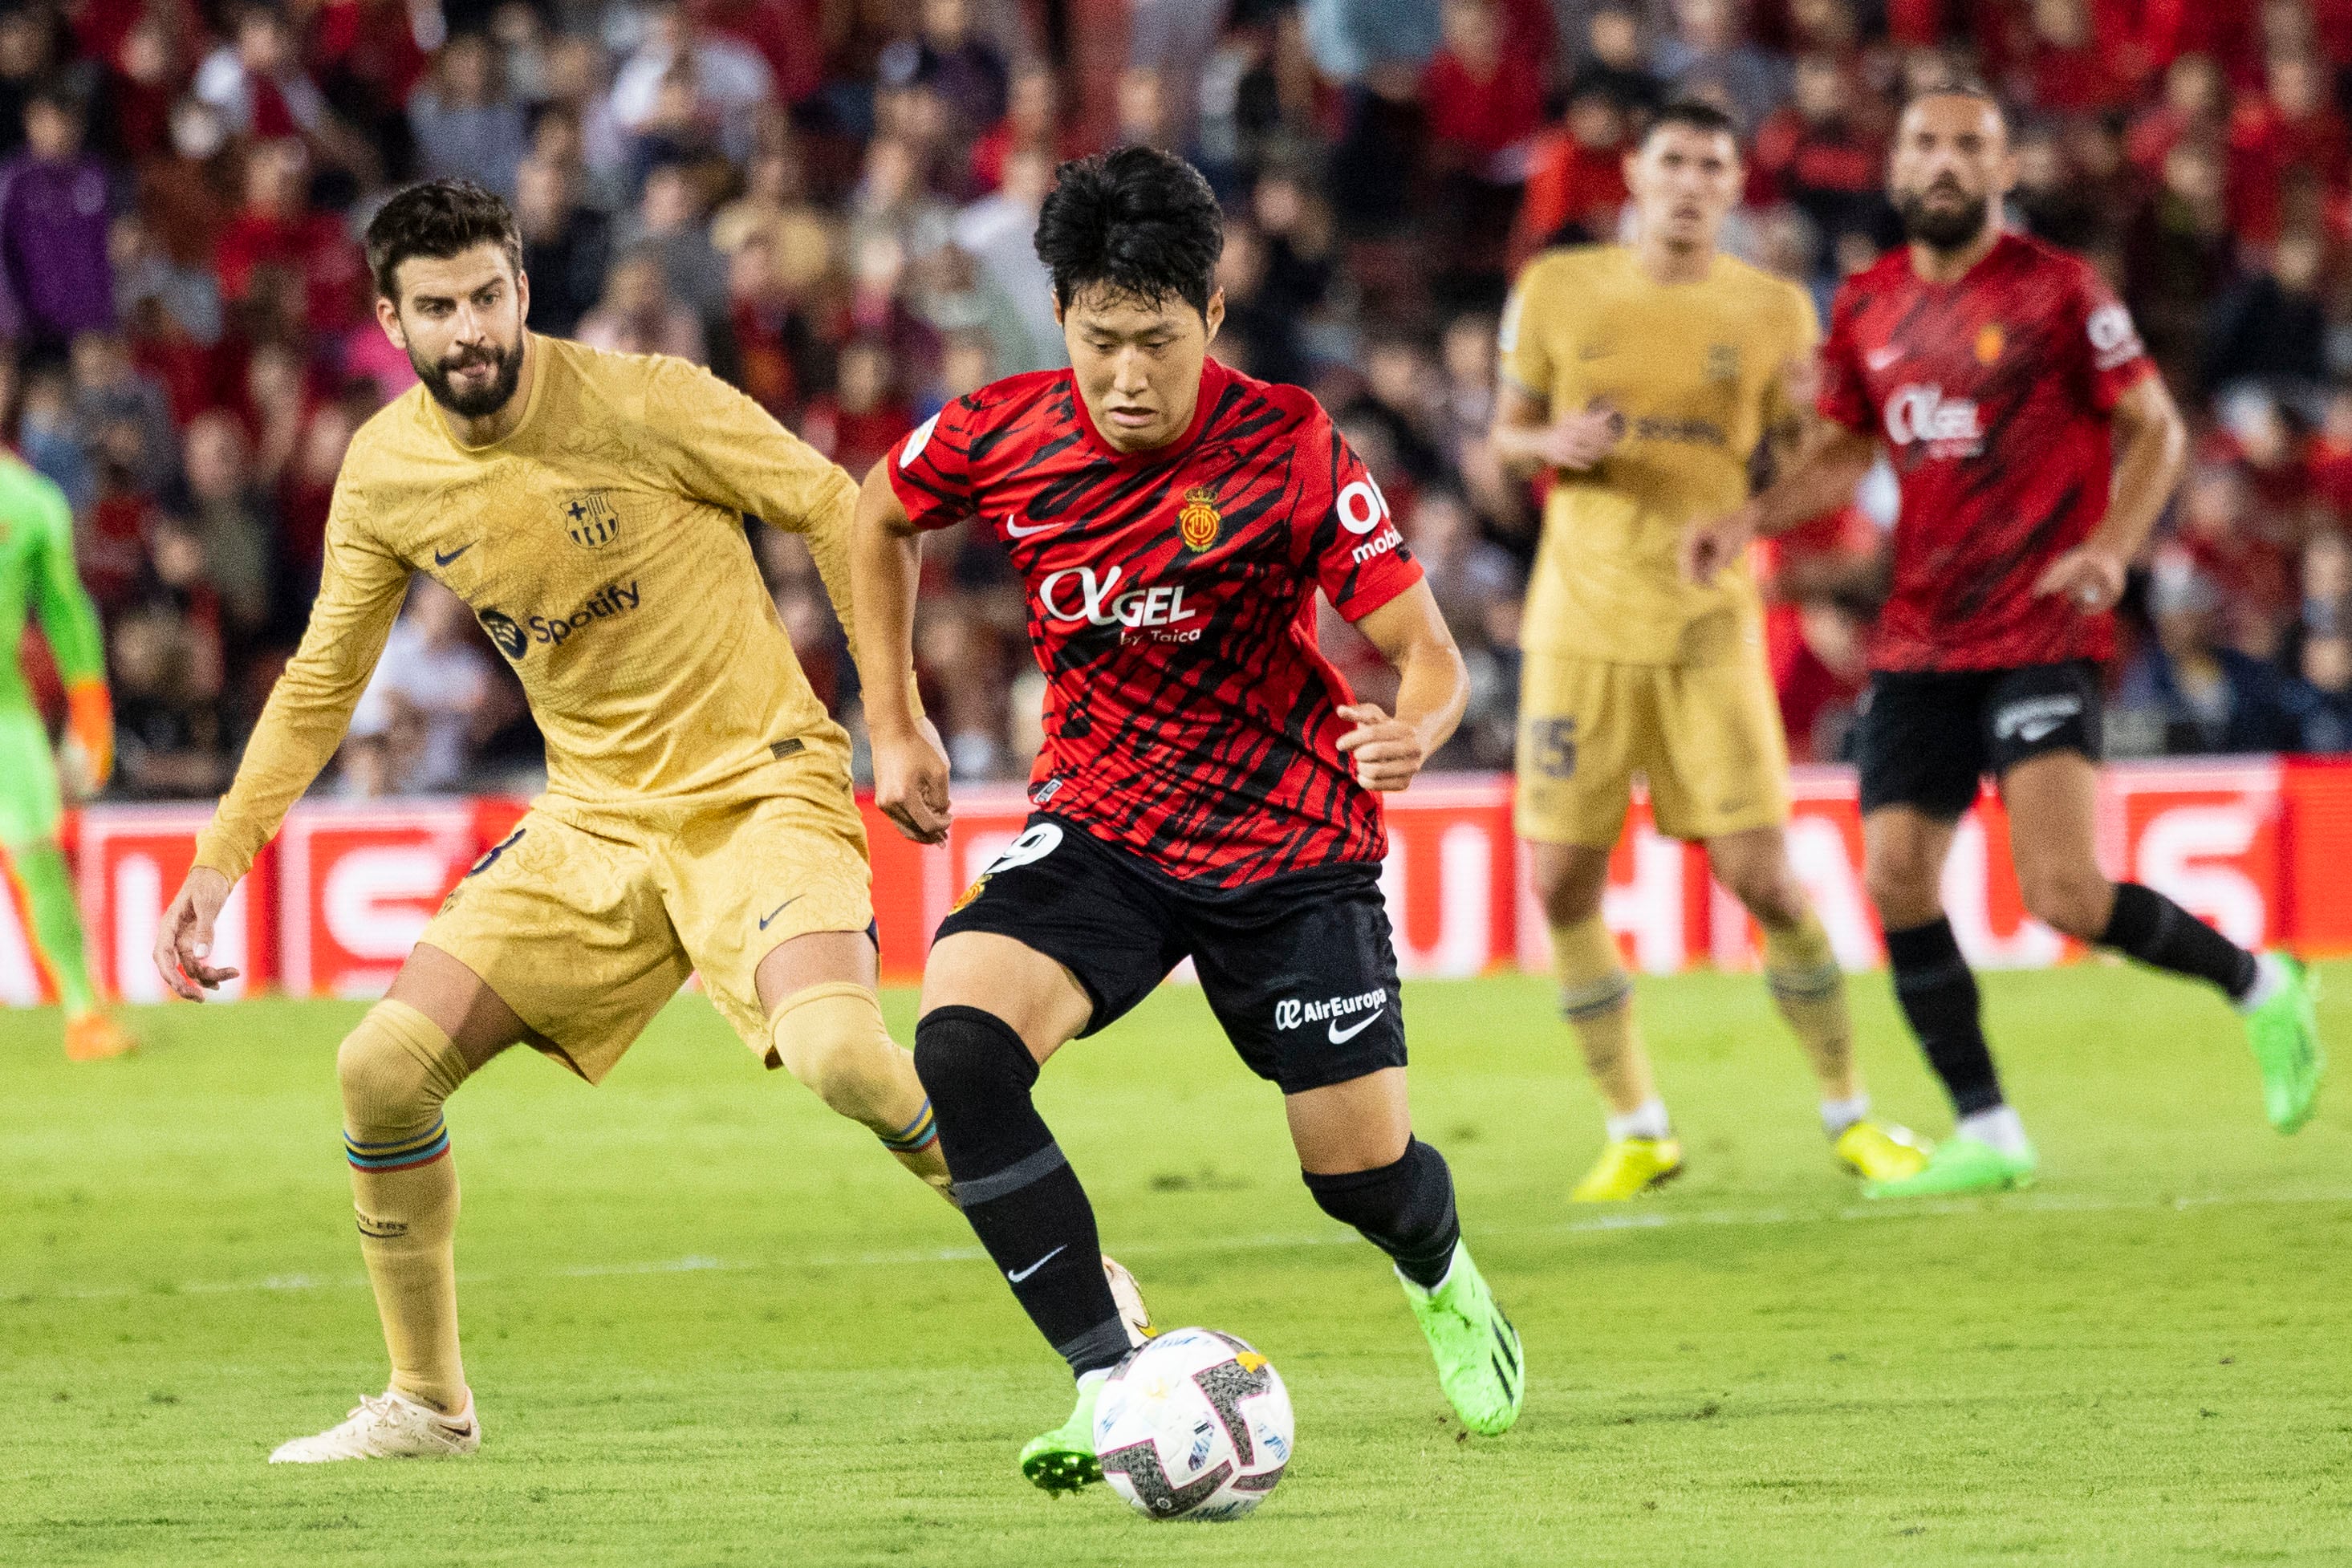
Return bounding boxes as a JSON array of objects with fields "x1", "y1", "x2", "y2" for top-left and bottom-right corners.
[
  {"x1": 1762, "y1": 909, "x2": 1862, "y2": 1103},
  {"x1": 768, "y1": 982, "x2": 955, "y2": 1202},
  {"x1": 339, "y1": 999, "x2": 471, "y2": 1414},
  {"x1": 1550, "y1": 915, "x2": 1655, "y2": 1117}
]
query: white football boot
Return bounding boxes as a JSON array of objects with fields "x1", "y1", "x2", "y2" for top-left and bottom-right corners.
[
  {"x1": 269, "y1": 1389, "x2": 481, "y2": 1463},
  {"x1": 1103, "y1": 1255, "x2": 1155, "y2": 1347}
]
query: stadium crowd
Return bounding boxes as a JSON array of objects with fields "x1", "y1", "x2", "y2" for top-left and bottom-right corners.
[{"x1": 10, "y1": 0, "x2": 2352, "y2": 797}]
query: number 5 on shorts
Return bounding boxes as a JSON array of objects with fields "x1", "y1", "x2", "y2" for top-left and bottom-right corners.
[{"x1": 1525, "y1": 717, "x2": 1576, "y2": 779}]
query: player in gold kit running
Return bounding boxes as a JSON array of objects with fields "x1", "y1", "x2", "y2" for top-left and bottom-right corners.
[
  {"x1": 1493, "y1": 101, "x2": 1928, "y2": 1199},
  {"x1": 146, "y1": 182, "x2": 1001, "y2": 1462}
]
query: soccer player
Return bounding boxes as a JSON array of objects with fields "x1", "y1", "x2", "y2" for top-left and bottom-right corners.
[
  {"x1": 149, "y1": 181, "x2": 961, "y2": 1460},
  {"x1": 0, "y1": 452, "x2": 133, "y2": 1061},
  {"x1": 1491, "y1": 100, "x2": 1927, "y2": 1200},
  {"x1": 1684, "y1": 83, "x2": 2326, "y2": 1196},
  {"x1": 851, "y1": 147, "x2": 1525, "y2": 1493}
]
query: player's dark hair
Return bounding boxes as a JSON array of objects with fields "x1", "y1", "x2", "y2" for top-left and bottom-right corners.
[
  {"x1": 364, "y1": 179, "x2": 524, "y2": 303},
  {"x1": 1900, "y1": 71, "x2": 2008, "y2": 129},
  {"x1": 1643, "y1": 98, "x2": 1739, "y2": 148},
  {"x1": 1033, "y1": 146, "x2": 1224, "y2": 319}
]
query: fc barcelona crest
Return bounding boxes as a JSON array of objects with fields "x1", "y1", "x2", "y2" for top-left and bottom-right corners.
[
  {"x1": 562, "y1": 490, "x2": 620, "y2": 550},
  {"x1": 1177, "y1": 485, "x2": 1221, "y2": 551}
]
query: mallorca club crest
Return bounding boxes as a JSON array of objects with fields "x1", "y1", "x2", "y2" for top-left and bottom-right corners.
[
  {"x1": 562, "y1": 489, "x2": 620, "y2": 550},
  {"x1": 1177, "y1": 486, "x2": 1221, "y2": 552}
]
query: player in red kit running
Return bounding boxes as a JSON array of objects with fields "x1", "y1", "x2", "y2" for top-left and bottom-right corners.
[
  {"x1": 1685, "y1": 82, "x2": 2325, "y2": 1196},
  {"x1": 851, "y1": 147, "x2": 1524, "y2": 1492}
]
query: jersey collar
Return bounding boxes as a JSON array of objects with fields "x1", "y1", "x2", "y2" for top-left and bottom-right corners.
[{"x1": 1069, "y1": 356, "x2": 1228, "y2": 465}]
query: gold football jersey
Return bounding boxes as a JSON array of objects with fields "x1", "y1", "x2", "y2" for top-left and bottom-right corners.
[
  {"x1": 195, "y1": 335, "x2": 864, "y2": 879},
  {"x1": 1500, "y1": 246, "x2": 1818, "y2": 665}
]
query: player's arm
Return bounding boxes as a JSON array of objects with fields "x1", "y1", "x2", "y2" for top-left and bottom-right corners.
[
  {"x1": 1338, "y1": 581, "x2": 1469, "y2": 792},
  {"x1": 1488, "y1": 263, "x2": 1618, "y2": 477},
  {"x1": 155, "y1": 478, "x2": 409, "y2": 1000},
  {"x1": 25, "y1": 473, "x2": 112, "y2": 791},
  {"x1": 1682, "y1": 416, "x2": 1876, "y2": 587},
  {"x1": 2031, "y1": 372, "x2": 2186, "y2": 613},
  {"x1": 849, "y1": 461, "x2": 952, "y2": 843}
]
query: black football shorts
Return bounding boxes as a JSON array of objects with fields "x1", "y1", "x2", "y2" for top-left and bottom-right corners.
[
  {"x1": 1856, "y1": 660, "x2": 2104, "y2": 819},
  {"x1": 932, "y1": 813, "x2": 1408, "y2": 1094}
]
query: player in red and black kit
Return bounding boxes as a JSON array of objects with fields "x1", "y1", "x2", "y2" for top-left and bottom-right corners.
[
  {"x1": 1686, "y1": 83, "x2": 2324, "y2": 1196},
  {"x1": 850, "y1": 148, "x2": 1524, "y2": 1491}
]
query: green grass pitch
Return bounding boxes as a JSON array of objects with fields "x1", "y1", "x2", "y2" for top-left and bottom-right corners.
[{"x1": 5, "y1": 962, "x2": 2350, "y2": 1566}]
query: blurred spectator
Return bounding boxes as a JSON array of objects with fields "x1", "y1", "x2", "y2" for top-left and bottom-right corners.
[
  {"x1": 877, "y1": 0, "x2": 1008, "y2": 141},
  {"x1": 1510, "y1": 87, "x2": 1631, "y2": 266},
  {"x1": 70, "y1": 331, "x2": 175, "y2": 494},
  {"x1": 800, "y1": 337, "x2": 912, "y2": 477},
  {"x1": 2117, "y1": 551, "x2": 2301, "y2": 754},
  {"x1": 575, "y1": 247, "x2": 706, "y2": 361},
  {"x1": 609, "y1": 2, "x2": 771, "y2": 149},
  {"x1": 954, "y1": 148, "x2": 1062, "y2": 374},
  {"x1": 192, "y1": 6, "x2": 328, "y2": 142},
  {"x1": 1567, "y1": 3, "x2": 1666, "y2": 119},
  {"x1": 343, "y1": 579, "x2": 493, "y2": 795},
  {"x1": 615, "y1": 160, "x2": 725, "y2": 316},
  {"x1": 515, "y1": 155, "x2": 611, "y2": 338},
  {"x1": 1750, "y1": 53, "x2": 1893, "y2": 254},
  {"x1": 1656, "y1": 0, "x2": 1789, "y2": 135},
  {"x1": 969, "y1": 65, "x2": 1074, "y2": 193},
  {"x1": 408, "y1": 32, "x2": 530, "y2": 198},
  {"x1": 169, "y1": 409, "x2": 274, "y2": 650},
  {"x1": 2204, "y1": 230, "x2": 2330, "y2": 399},
  {"x1": 0, "y1": 90, "x2": 115, "y2": 350},
  {"x1": 214, "y1": 139, "x2": 368, "y2": 339}
]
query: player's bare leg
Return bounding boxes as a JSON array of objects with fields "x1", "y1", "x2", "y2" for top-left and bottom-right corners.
[
  {"x1": 754, "y1": 929, "x2": 953, "y2": 1199},
  {"x1": 1705, "y1": 825, "x2": 1926, "y2": 1182},
  {"x1": 1529, "y1": 839, "x2": 1679, "y2": 1198},
  {"x1": 273, "y1": 942, "x2": 522, "y2": 1461},
  {"x1": 2001, "y1": 752, "x2": 2321, "y2": 1131},
  {"x1": 1861, "y1": 804, "x2": 2037, "y2": 1194}
]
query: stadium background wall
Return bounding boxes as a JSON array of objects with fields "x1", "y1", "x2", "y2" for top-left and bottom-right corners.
[{"x1": 9, "y1": 759, "x2": 2352, "y2": 1004}]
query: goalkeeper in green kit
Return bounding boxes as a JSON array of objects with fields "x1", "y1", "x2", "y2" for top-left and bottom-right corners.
[{"x1": 0, "y1": 451, "x2": 132, "y2": 1059}]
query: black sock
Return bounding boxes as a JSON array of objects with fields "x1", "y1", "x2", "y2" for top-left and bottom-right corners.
[
  {"x1": 1301, "y1": 1138, "x2": 1461, "y2": 1290},
  {"x1": 2100, "y1": 881, "x2": 2260, "y2": 1000},
  {"x1": 914, "y1": 1006, "x2": 1127, "y2": 1377},
  {"x1": 1883, "y1": 917, "x2": 2005, "y2": 1116}
]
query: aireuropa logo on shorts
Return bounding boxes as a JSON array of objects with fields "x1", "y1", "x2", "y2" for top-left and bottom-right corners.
[{"x1": 1273, "y1": 990, "x2": 1386, "y2": 1032}]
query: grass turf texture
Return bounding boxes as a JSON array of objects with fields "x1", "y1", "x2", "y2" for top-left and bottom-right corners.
[{"x1": 4, "y1": 965, "x2": 2350, "y2": 1566}]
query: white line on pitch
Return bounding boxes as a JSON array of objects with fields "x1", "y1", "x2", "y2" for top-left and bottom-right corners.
[{"x1": 10, "y1": 1187, "x2": 2349, "y2": 1306}]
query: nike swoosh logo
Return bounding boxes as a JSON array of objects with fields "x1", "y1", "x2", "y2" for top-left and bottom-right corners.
[
  {"x1": 433, "y1": 543, "x2": 473, "y2": 567},
  {"x1": 1866, "y1": 347, "x2": 1903, "y2": 372},
  {"x1": 1004, "y1": 516, "x2": 1059, "y2": 538},
  {"x1": 758, "y1": 896, "x2": 802, "y2": 929},
  {"x1": 1007, "y1": 1244, "x2": 1066, "y2": 1283},
  {"x1": 2017, "y1": 718, "x2": 2063, "y2": 743},
  {"x1": 1328, "y1": 1005, "x2": 1387, "y2": 1044}
]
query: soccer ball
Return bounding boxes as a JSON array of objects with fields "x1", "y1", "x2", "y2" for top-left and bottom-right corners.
[{"x1": 1093, "y1": 1327, "x2": 1293, "y2": 1521}]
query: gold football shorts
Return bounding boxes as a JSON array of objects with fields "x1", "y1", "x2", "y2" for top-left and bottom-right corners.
[
  {"x1": 418, "y1": 736, "x2": 873, "y2": 1083},
  {"x1": 1514, "y1": 648, "x2": 1790, "y2": 847}
]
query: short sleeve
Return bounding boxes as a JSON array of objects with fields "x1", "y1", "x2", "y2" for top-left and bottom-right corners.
[
  {"x1": 1815, "y1": 285, "x2": 1872, "y2": 433},
  {"x1": 884, "y1": 396, "x2": 981, "y2": 531},
  {"x1": 2074, "y1": 270, "x2": 2155, "y2": 412},
  {"x1": 1496, "y1": 262, "x2": 1554, "y2": 400},
  {"x1": 1307, "y1": 422, "x2": 1423, "y2": 621}
]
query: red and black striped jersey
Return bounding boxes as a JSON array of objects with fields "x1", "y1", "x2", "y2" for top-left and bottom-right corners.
[
  {"x1": 886, "y1": 358, "x2": 1423, "y2": 885},
  {"x1": 1819, "y1": 232, "x2": 2156, "y2": 672}
]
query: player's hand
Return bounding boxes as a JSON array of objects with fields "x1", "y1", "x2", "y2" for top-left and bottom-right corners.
[
  {"x1": 153, "y1": 866, "x2": 239, "y2": 1001},
  {"x1": 1538, "y1": 405, "x2": 1621, "y2": 472},
  {"x1": 1335, "y1": 702, "x2": 1428, "y2": 792},
  {"x1": 1682, "y1": 506, "x2": 1758, "y2": 587},
  {"x1": 872, "y1": 717, "x2": 954, "y2": 845},
  {"x1": 2032, "y1": 546, "x2": 2127, "y2": 613}
]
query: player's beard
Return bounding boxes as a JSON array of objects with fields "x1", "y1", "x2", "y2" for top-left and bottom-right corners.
[
  {"x1": 415, "y1": 335, "x2": 525, "y2": 420},
  {"x1": 1895, "y1": 181, "x2": 1991, "y2": 253}
]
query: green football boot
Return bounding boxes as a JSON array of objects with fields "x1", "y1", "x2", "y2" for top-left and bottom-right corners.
[
  {"x1": 1862, "y1": 1134, "x2": 2036, "y2": 1198},
  {"x1": 2245, "y1": 953, "x2": 2326, "y2": 1135},
  {"x1": 1018, "y1": 1371, "x2": 1105, "y2": 1494},
  {"x1": 1400, "y1": 1241, "x2": 1524, "y2": 1436}
]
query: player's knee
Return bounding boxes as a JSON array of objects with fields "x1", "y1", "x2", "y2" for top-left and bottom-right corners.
[
  {"x1": 1864, "y1": 854, "x2": 1941, "y2": 928},
  {"x1": 2019, "y1": 865, "x2": 2113, "y2": 940},
  {"x1": 912, "y1": 1005, "x2": 1038, "y2": 1110},
  {"x1": 337, "y1": 1001, "x2": 469, "y2": 1139},
  {"x1": 768, "y1": 983, "x2": 914, "y2": 1127},
  {"x1": 1722, "y1": 862, "x2": 1806, "y2": 928},
  {"x1": 1532, "y1": 856, "x2": 1606, "y2": 927}
]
